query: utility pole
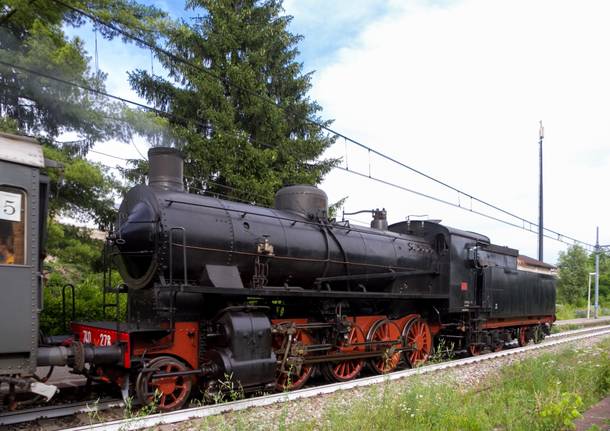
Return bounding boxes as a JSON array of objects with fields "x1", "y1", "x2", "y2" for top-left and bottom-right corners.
[
  {"x1": 594, "y1": 227, "x2": 599, "y2": 319},
  {"x1": 538, "y1": 121, "x2": 544, "y2": 262},
  {"x1": 587, "y1": 272, "x2": 596, "y2": 319}
]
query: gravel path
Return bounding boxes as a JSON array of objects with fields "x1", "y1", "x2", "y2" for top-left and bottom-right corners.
[{"x1": 163, "y1": 333, "x2": 610, "y2": 431}]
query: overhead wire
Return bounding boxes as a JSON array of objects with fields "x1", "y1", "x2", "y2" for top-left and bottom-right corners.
[
  {"x1": 88, "y1": 151, "x2": 266, "y2": 204},
  {"x1": 87, "y1": 137, "x2": 596, "y2": 251},
  {"x1": 0, "y1": 31, "x2": 595, "y2": 250},
  {"x1": 85, "y1": 143, "x2": 597, "y2": 250},
  {"x1": 336, "y1": 166, "x2": 595, "y2": 251},
  {"x1": 43, "y1": 0, "x2": 597, "y2": 250}
]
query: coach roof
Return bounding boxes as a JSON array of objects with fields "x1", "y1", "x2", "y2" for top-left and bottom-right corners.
[{"x1": 0, "y1": 132, "x2": 45, "y2": 168}]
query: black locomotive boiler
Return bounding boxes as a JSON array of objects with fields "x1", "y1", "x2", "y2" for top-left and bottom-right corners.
[{"x1": 69, "y1": 147, "x2": 555, "y2": 411}]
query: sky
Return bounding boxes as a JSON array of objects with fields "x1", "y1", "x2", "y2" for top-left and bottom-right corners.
[{"x1": 70, "y1": 0, "x2": 610, "y2": 264}]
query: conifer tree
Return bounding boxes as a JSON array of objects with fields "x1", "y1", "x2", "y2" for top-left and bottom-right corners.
[{"x1": 129, "y1": 0, "x2": 337, "y2": 204}]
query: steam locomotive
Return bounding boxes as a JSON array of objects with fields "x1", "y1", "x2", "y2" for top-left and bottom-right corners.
[{"x1": 0, "y1": 135, "x2": 556, "y2": 412}]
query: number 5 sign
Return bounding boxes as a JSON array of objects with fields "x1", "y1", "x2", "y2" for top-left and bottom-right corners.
[{"x1": 0, "y1": 191, "x2": 22, "y2": 222}]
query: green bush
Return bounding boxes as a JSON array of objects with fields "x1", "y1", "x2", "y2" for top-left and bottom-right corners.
[
  {"x1": 538, "y1": 392, "x2": 583, "y2": 431},
  {"x1": 40, "y1": 221, "x2": 125, "y2": 335},
  {"x1": 556, "y1": 303, "x2": 577, "y2": 320}
]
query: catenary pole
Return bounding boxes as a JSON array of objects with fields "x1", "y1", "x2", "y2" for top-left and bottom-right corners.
[
  {"x1": 538, "y1": 121, "x2": 544, "y2": 261},
  {"x1": 594, "y1": 227, "x2": 600, "y2": 319}
]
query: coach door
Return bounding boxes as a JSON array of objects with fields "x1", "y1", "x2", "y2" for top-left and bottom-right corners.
[{"x1": 0, "y1": 163, "x2": 40, "y2": 375}]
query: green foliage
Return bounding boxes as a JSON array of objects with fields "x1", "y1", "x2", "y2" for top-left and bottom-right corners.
[
  {"x1": 46, "y1": 220, "x2": 104, "y2": 269},
  {"x1": 129, "y1": 0, "x2": 338, "y2": 205},
  {"x1": 42, "y1": 270, "x2": 105, "y2": 335},
  {"x1": 328, "y1": 196, "x2": 348, "y2": 220},
  {"x1": 0, "y1": 116, "x2": 18, "y2": 133},
  {"x1": 43, "y1": 145, "x2": 123, "y2": 228},
  {"x1": 40, "y1": 220, "x2": 124, "y2": 335},
  {"x1": 0, "y1": 0, "x2": 166, "y2": 145},
  {"x1": 557, "y1": 245, "x2": 591, "y2": 305},
  {"x1": 595, "y1": 353, "x2": 610, "y2": 396},
  {"x1": 538, "y1": 392, "x2": 582, "y2": 431},
  {"x1": 428, "y1": 337, "x2": 456, "y2": 364},
  {"x1": 124, "y1": 391, "x2": 160, "y2": 419},
  {"x1": 556, "y1": 245, "x2": 610, "y2": 310},
  {"x1": 556, "y1": 303, "x2": 577, "y2": 320},
  {"x1": 204, "y1": 373, "x2": 245, "y2": 405},
  {"x1": 588, "y1": 252, "x2": 610, "y2": 307}
]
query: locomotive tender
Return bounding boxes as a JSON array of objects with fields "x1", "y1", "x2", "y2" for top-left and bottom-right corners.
[{"x1": 0, "y1": 135, "x2": 556, "y2": 412}]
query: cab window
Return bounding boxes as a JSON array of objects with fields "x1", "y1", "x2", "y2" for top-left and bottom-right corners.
[{"x1": 0, "y1": 187, "x2": 26, "y2": 265}]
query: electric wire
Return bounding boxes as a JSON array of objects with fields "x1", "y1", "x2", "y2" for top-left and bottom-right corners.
[
  {"x1": 0, "y1": 58, "x2": 595, "y2": 250},
  {"x1": 335, "y1": 166, "x2": 596, "y2": 251},
  {"x1": 42, "y1": 0, "x2": 597, "y2": 250},
  {"x1": 0, "y1": 60, "x2": 181, "y2": 122}
]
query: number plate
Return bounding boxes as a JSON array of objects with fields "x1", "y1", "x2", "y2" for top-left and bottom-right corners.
[
  {"x1": 80, "y1": 329, "x2": 115, "y2": 346},
  {"x1": 0, "y1": 191, "x2": 21, "y2": 222}
]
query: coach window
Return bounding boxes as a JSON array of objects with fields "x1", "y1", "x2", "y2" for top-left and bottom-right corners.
[{"x1": 0, "y1": 187, "x2": 26, "y2": 265}]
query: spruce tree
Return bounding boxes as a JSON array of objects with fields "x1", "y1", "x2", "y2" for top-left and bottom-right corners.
[{"x1": 129, "y1": 0, "x2": 337, "y2": 205}]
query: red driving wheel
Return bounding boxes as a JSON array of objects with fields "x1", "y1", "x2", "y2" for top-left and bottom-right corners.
[
  {"x1": 402, "y1": 317, "x2": 433, "y2": 367},
  {"x1": 323, "y1": 322, "x2": 366, "y2": 382},
  {"x1": 275, "y1": 327, "x2": 315, "y2": 391},
  {"x1": 135, "y1": 356, "x2": 193, "y2": 412},
  {"x1": 367, "y1": 319, "x2": 402, "y2": 374}
]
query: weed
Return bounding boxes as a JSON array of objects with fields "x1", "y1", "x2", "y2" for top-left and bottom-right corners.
[
  {"x1": 123, "y1": 390, "x2": 160, "y2": 420},
  {"x1": 278, "y1": 403, "x2": 289, "y2": 431},
  {"x1": 594, "y1": 354, "x2": 610, "y2": 396},
  {"x1": 85, "y1": 397, "x2": 102, "y2": 425},
  {"x1": 428, "y1": 337, "x2": 456, "y2": 364},
  {"x1": 204, "y1": 373, "x2": 245, "y2": 404},
  {"x1": 537, "y1": 391, "x2": 583, "y2": 431}
]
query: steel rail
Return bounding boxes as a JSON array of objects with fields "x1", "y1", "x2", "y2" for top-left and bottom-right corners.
[
  {"x1": 3, "y1": 325, "x2": 608, "y2": 427},
  {"x1": 62, "y1": 327, "x2": 610, "y2": 431},
  {"x1": 547, "y1": 324, "x2": 610, "y2": 338},
  {"x1": 0, "y1": 399, "x2": 124, "y2": 426}
]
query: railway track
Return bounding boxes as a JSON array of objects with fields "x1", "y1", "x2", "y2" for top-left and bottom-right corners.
[
  {"x1": 2, "y1": 324, "x2": 602, "y2": 431},
  {"x1": 0, "y1": 399, "x2": 124, "y2": 427}
]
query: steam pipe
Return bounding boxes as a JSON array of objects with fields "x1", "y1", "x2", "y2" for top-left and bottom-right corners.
[{"x1": 37, "y1": 343, "x2": 123, "y2": 367}]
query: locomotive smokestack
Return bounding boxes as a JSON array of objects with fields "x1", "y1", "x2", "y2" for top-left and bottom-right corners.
[{"x1": 148, "y1": 147, "x2": 184, "y2": 192}]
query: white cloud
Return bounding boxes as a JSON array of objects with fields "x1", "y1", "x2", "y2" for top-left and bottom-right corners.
[
  {"x1": 69, "y1": 0, "x2": 610, "y2": 263},
  {"x1": 313, "y1": 0, "x2": 610, "y2": 263}
]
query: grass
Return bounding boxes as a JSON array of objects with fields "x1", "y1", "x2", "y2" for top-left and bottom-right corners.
[
  {"x1": 301, "y1": 339, "x2": 610, "y2": 431},
  {"x1": 552, "y1": 323, "x2": 582, "y2": 333},
  {"x1": 556, "y1": 303, "x2": 579, "y2": 320},
  {"x1": 556, "y1": 303, "x2": 610, "y2": 321},
  {"x1": 196, "y1": 337, "x2": 610, "y2": 431}
]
